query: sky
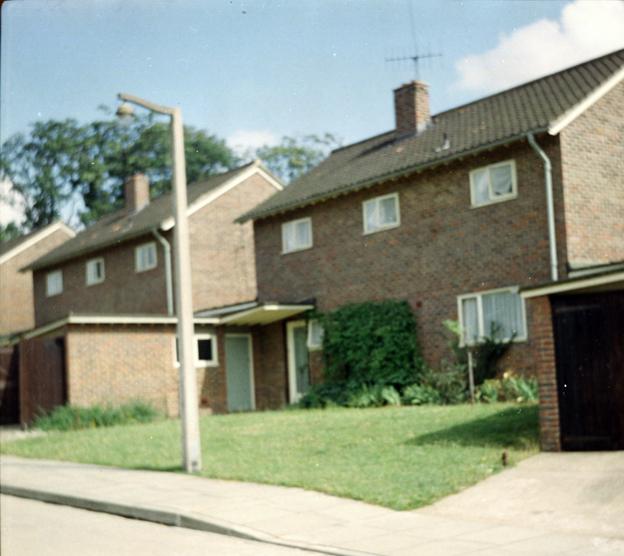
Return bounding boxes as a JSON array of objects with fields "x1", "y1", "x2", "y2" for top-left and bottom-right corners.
[{"x1": 1, "y1": 0, "x2": 624, "y2": 225}]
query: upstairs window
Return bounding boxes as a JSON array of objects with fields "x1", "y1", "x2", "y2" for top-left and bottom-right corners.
[
  {"x1": 470, "y1": 160, "x2": 517, "y2": 207},
  {"x1": 363, "y1": 193, "x2": 400, "y2": 234},
  {"x1": 135, "y1": 242, "x2": 157, "y2": 272},
  {"x1": 282, "y1": 218, "x2": 313, "y2": 254},
  {"x1": 458, "y1": 287, "x2": 526, "y2": 346},
  {"x1": 46, "y1": 270, "x2": 63, "y2": 297},
  {"x1": 86, "y1": 257, "x2": 105, "y2": 286},
  {"x1": 307, "y1": 319, "x2": 324, "y2": 351}
]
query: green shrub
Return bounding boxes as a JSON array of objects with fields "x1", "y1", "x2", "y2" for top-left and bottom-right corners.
[
  {"x1": 33, "y1": 401, "x2": 161, "y2": 431},
  {"x1": 477, "y1": 373, "x2": 538, "y2": 403},
  {"x1": 444, "y1": 320, "x2": 515, "y2": 385},
  {"x1": 320, "y1": 301, "x2": 423, "y2": 389},
  {"x1": 425, "y1": 363, "x2": 469, "y2": 404},
  {"x1": 402, "y1": 383, "x2": 442, "y2": 405}
]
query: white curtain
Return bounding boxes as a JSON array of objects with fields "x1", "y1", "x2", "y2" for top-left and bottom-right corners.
[
  {"x1": 490, "y1": 165, "x2": 513, "y2": 197},
  {"x1": 380, "y1": 196, "x2": 397, "y2": 225},
  {"x1": 482, "y1": 291, "x2": 524, "y2": 339},
  {"x1": 461, "y1": 297, "x2": 479, "y2": 344},
  {"x1": 472, "y1": 168, "x2": 490, "y2": 204}
]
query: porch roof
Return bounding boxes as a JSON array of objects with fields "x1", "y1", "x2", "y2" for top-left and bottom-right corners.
[
  {"x1": 521, "y1": 268, "x2": 624, "y2": 299},
  {"x1": 219, "y1": 303, "x2": 314, "y2": 326}
]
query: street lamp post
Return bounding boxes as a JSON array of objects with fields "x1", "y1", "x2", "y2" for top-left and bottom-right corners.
[{"x1": 117, "y1": 93, "x2": 202, "y2": 473}]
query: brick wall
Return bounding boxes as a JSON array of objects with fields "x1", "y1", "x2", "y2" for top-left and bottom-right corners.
[
  {"x1": 0, "y1": 228, "x2": 73, "y2": 335},
  {"x1": 559, "y1": 81, "x2": 624, "y2": 266},
  {"x1": 33, "y1": 235, "x2": 169, "y2": 326},
  {"x1": 526, "y1": 296, "x2": 560, "y2": 451},
  {"x1": 32, "y1": 172, "x2": 279, "y2": 327},
  {"x1": 254, "y1": 139, "x2": 565, "y2": 372},
  {"x1": 189, "y1": 173, "x2": 277, "y2": 311}
]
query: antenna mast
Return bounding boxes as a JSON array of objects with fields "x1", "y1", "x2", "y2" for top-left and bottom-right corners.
[{"x1": 385, "y1": 51, "x2": 442, "y2": 81}]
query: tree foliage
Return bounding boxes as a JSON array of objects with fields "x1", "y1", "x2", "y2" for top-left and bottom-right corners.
[
  {"x1": 256, "y1": 133, "x2": 340, "y2": 184},
  {"x1": 0, "y1": 111, "x2": 238, "y2": 231},
  {"x1": 0, "y1": 222, "x2": 21, "y2": 243}
]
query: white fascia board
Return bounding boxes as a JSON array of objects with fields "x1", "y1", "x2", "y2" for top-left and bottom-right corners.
[
  {"x1": 548, "y1": 66, "x2": 624, "y2": 135},
  {"x1": 0, "y1": 221, "x2": 75, "y2": 266},
  {"x1": 159, "y1": 162, "x2": 283, "y2": 231},
  {"x1": 521, "y1": 271, "x2": 624, "y2": 299},
  {"x1": 22, "y1": 315, "x2": 220, "y2": 340}
]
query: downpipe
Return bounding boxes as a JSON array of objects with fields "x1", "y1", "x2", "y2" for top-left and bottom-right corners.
[
  {"x1": 152, "y1": 229, "x2": 174, "y2": 316},
  {"x1": 527, "y1": 133, "x2": 559, "y2": 282}
]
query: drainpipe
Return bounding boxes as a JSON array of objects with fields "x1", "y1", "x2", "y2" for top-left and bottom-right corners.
[
  {"x1": 527, "y1": 133, "x2": 558, "y2": 282},
  {"x1": 152, "y1": 229, "x2": 174, "y2": 315}
]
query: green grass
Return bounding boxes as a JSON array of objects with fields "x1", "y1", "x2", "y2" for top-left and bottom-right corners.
[{"x1": 1, "y1": 403, "x2": 538, "y2": 510}]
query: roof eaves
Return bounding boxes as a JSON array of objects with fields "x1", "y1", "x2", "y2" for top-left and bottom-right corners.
[
  {"x1": 548, "y1": 64, "x2": 624, "y2": 135},
  {"x1": 239, "y1": 127, "x2": 548, "y2": 223}
]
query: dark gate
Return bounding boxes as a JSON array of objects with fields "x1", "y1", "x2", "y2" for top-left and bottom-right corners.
[
  {"x1": 19, "y1": 335, "x2": 67, "y2": 424},
  {"x1": 552, "y1": 291, "x2": 624, "y2": 450},
  {"x1": 0, "y1": 345, "x2": 20, "y2": 424}
]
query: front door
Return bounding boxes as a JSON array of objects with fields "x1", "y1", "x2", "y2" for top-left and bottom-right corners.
[
  {"x1": 225, "y1": 334, "x2": 255, "y2": 412},
  {"x1": 552, "y1": 291, "x2": 624, "y2": 450},
  {"x1": 287, "y1": 321, "x2": 310, "y2": 403}
]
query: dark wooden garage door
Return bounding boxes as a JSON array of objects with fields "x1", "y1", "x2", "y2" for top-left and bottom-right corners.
[
  {"x1": 0, "y1": 346, "x2": 20, "y2": 424},
  {"x1": 20, "y1": 336, "x2": 67, "y2": 424},
  {"x1": 552, "y1": 291, "x2": 624, "y2": 450}
]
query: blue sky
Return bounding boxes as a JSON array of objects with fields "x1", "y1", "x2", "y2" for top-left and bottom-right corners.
[{"x1": 1, "y1": 0, "x2": 623, "y2": 158}]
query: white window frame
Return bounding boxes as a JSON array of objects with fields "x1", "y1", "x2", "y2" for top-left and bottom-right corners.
[
  {"x1": 135, "y1": 242, "x2": 157, "y2": 272},
  {"x1": 85, "y1": 257, "x2": 105, "y2": 286},
  {"x1": 457, "y1": 286, "x2": 527, "y2": 347},
  {"x1": 469, "y1": 160, "x2": 517, "y2": 208},
  {"x1": 306, "y1": 319, "x2": 324, "y2": 351},
  {"x1": 46, "y1": 270, "x2": 63, "y2": 297},
  {"x1": 362, "y1": 192, "x2": 400, "y2": 235},
  {"x1": 173, "y1": 333, "x2": 218, "y2": 368},
  {"x1": 281, "y1": 217, "x2": 313, "y2": 254}
]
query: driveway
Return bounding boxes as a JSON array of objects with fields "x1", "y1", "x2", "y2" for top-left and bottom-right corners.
[{"x1": 418, "y1": 451, "x2": 624, "y2": 539}]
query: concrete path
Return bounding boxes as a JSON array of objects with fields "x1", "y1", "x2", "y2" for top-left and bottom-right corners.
[{"x1": 1, "y1": 454, "x2": 623, "y2": 556}]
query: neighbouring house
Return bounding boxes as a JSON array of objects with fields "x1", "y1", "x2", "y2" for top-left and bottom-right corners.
[
  {"x1": 203, "y1": 49, "x2": 622, "y2": 449},
  {"x1": 0, "y1": 221, "x2": 75, "y2": 424},
  {"x1": 0, "y1": 221, "x2": 75, "y2": 337},
  {"x1": 17, "y1": 161, "x2": 282, "y2": 423}
]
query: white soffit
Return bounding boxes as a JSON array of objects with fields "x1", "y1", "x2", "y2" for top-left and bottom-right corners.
[
  {"x1": 220, "y1": 304, "x2": 314, "y2": 326},
  {"x1": 521, "y1": 271, "x2": 624, "y2": 299}
]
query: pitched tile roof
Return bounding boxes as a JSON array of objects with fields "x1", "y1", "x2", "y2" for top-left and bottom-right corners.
[
  {"x1": 241, "y1": 48, "x2": 624, "y2": 222},
  {"x1": 0, "y1": 221, "x2": 74, "y2": 262},
  {"x1": 29, "y1": 162, "x2": 257, "y2": 270}
]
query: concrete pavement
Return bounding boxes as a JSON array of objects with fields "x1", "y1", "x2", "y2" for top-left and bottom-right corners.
[
  {"x1": 1, "y1": 454, "x2": 623, "y2": 555},
  {"x1": 1, "y1": 495, "x2": 316, "y2": 556}
]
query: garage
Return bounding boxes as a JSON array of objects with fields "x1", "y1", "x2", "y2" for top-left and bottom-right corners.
[{"x1": 523, "y1": 267, "x2": 624, "y2": 451}]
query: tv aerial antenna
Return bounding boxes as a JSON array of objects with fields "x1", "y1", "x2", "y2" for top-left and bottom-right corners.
[
  {"x1": 385, "y1": 51, "x2": 442, "y2": 81},
  {"x1": 385, "y1": 0, "x2": 442, "y2": 81}
]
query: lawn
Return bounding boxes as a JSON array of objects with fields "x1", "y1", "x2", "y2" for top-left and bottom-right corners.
[{"x1": 1, "y1": 403, "x2": 538, "y2": 510}]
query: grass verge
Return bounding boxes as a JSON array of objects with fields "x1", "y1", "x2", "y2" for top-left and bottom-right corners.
[{"x1": 1, "y1": 402, "x2": 538, "y2": 510}]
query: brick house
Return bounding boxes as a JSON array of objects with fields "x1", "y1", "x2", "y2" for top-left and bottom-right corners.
[
  {"x1": 0, "y1": 221, "x2": 75, "y2": 338},
  {"x1": 18, "y1": 161, "x2": 282, "y2": 422},
  {"x1": 205, "y1": 49, "x2": 623, "y2": 449},
  {"x1": 0, "y1": 221, "x2": 74, "y2": 424}
]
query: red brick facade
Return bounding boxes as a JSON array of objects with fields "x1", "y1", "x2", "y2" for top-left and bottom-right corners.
[
  {"x1": 1, "y1": 225, "x2": 74, "y2": 336},
  {"x1": 526, "y1": 296, "x2": 560, "y2": 451},
  {"x1": 559, "y1": 82, "x2": 624, "y2": 266},
  {"x1": 32, "y1": 172, "x2": 278, "y2": 326},
  {"x1": 254, "y1": 139, "x2": 565, "y2": 372}
]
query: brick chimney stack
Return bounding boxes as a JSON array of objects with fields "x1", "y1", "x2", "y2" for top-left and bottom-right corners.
[
  {"x1": 393, "y1": 81, "x2": 431, "y2": 135},
  {"x1": 124, "y1": 174, "x2": 150, "y2": 212}
]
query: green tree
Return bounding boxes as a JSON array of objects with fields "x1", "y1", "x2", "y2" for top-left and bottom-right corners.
[
  {"x1": 256, "y1": 133, "x2": 340, "y2": 184},
  {"x1": 0, "y1": 113, "x2": 238, "y2": 229},
  {"x1": 0, "y1": 222, "x2": 21, "y2": 243}
]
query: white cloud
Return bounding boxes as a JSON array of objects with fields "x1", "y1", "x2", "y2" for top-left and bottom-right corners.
[
  {"x1": 0, "y1": 180, "x2": 25, "y2": 226},
  {"x1": 227, "y1": 129, "x2": 279, "y2": 156},
  {"x1": 455, "y1": 0, "x2": 624, "y2": 93}
]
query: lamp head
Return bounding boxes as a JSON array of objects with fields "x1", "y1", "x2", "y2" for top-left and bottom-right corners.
[{"x1": 115, "y1": 102, "x2": 135, "y2": 125}]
